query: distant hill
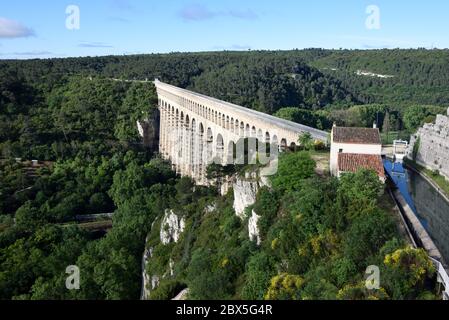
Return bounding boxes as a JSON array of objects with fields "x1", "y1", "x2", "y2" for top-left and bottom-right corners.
[
  {"x1": 2, "y1": 48, "x2": 449, "y2": 140},
  {"x1": 309, "y1": 49, "x2": 449, "y2": 105},
  {"x1": 2, "y1": 49, "x2": 449, "y2": 109}
]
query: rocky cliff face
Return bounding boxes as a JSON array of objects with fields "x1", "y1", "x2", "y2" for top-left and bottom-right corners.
[
  {"x1": 160, "y1": 209, "x2": 186, "y2": 245},
  {"x1": 141, "y1": 210, "x2": 185, "y2": 300},
  {"x1": 231, "y1": 170, "x2": 271, "y2": 246},
  {"x1": 137, "y1": 111, "x2": 159, "y2": 151},
  {"x1": 408, "y1": 108, "x2": 449, "y2": 180},
  {"x1": 140, "y1": 237, "x2": 153, "y2": 300},
  {"x1": 172, "y1": 288, "x2": 190, "y2": 300},
  {"x1": 232, "y1": 171, "x2": 271, "y2": 219},
  {"x1": 142, "y1": 168, "x2": 271, "y2": 299},
  {"x1": 248, "y1": 210, "x2": 261, "y2": 245},
  {"x1": 233, "y1": 178, "x2": 259, "y2": 219}
]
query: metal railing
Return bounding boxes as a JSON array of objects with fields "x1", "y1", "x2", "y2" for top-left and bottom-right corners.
[{"x1": 430, "y1": 257, "x2": 449, "y2": 300}]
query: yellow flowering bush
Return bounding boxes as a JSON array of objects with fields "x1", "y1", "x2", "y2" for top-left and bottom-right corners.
[{"x1": 264, "y1": 273, "x2": 304, "y2": 300}]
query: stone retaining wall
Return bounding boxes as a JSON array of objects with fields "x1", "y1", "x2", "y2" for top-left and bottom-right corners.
[{"x1": 408, "y1": 108, "x2": 449, "y2": 181}]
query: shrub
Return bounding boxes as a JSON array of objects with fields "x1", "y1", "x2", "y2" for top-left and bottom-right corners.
[
  {"x1": 264, "y1": 273, "x2": 304, "y2": 300},
  {"x1": 240, "y1": 252, "x2": 277, "y2": 300},
  {"x1": 271, "y1": 152, "x2": 316, "y2": 193},
  {"x1": 313, "y1": 140, "x2": 326, "y2": 151},
  {"x1": 254, "y1": 187, "x2": 280, "y2": 237},
  {"x1": 343, "y1": 210, "x2": 396, "y2": 267},
  {"x1": 337, "y1": 282, "x2": 389, "y2": 300},
  {"x1": 382, "y1": 247, "x2": 436, "y2": 299}
]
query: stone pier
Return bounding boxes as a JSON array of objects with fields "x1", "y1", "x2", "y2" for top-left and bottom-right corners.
[{"x1": 155, "y1": 80, "x2": 328, "y2": 184}]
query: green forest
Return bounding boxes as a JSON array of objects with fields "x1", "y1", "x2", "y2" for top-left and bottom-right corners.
[
  {"x1": 2, "y1": 48, "x2": 447, "y2": 139},
  {"x1": 0, "y1": 49, "x2": 447, "y2": 300}
]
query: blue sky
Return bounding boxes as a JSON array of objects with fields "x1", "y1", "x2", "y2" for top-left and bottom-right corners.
[{"x1": 1, "y1": 0, "x2": 448, "y2": 59}]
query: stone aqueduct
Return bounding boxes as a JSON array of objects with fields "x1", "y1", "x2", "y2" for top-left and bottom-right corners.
[{"x1": 155, "y1": 80, "x2": 328, "y2": 184}]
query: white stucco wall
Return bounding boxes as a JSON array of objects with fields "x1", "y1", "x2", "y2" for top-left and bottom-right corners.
[{"x1": 330, "y1": 142, "x2": 382, "y2": 176}]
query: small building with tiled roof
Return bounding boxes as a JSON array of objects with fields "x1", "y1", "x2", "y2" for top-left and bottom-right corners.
[
  {"x1": 337, "y1": 153, "x2": 386, "y2": 181},
  {"x1": 330, "y1": 124, "x2": 385, "y2": 181}
]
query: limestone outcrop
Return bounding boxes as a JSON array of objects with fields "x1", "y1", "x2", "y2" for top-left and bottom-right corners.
[
  {"x1": 160, "y1": 209, "x2": 185, "y2": 245},
  {"x1": 137, "y1": 111, "x2": 159, "y2": 151},
  {"x1": 172, "y1": 288, "x2": 190, "y2": 300},
  {"x1": 408, "y1": 108, "x2": 449, "y2": 180},
  {"x1": 248, "y1": 210, "x2": 261, "y2": 245},
  {"x1": 232, "y1": 171, "x2": 270, "y2": 219},
  {"x1": 141, "y1": 210, "x2": 185, "y2": 300},
  {"x1": 204, "y1": 202, "x2": 217, "y2": 213},
  {"x1": 233, "y1": 178, "x2": 259, "y2": 219},
  {"x1": 140, "y1": 238, "x2": 153, "y2": 300},
  {"x1": 220, "y1": 178, "x2": 232, "y2": 196}
]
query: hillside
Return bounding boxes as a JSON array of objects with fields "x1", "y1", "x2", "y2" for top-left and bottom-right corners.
[
  {"x1": 0, "y1": 49, "x2": 446, "y2": 300},
  {"x1": 142, "y1": 155, "x2": 437, "y2": 300},
  {"x1": 310, "y1": 49, "x2": 449, "y2": 105},
  {"x1": 2, "y1": 49, "x2": 448, "y2": 137},
  {"x1": 3, "y1": 49, "x2": 449, "y2": 108}
]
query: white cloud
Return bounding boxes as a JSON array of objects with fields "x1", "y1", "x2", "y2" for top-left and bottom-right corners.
[
  {"x1": 78, "y1": 41, "x2": 114, "y2": 48},
  {"x1": 0, "y1": 17, "x2": 34, "y2": 38},
  {"x1": 179, "y1": 4, "x2": 258, "y2": 22}
]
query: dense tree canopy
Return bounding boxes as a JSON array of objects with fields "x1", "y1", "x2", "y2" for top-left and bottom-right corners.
[{"x1": 0, "y1": 48, "x2": 443, "y2": 300}]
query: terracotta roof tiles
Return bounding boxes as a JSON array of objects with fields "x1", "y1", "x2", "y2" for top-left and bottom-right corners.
[
  {"x1": 338, "y1": 153, "x2": 385, "y2": 178},
  {"x1": 333, "y1": 127, "x2": 381, "y2": 145}
]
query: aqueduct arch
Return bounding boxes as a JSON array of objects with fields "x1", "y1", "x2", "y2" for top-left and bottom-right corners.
[{"x1": 155, "y1": 80, "x2": 328, "y2": 185}]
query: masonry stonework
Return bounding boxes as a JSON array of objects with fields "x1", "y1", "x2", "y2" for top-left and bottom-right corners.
[
  {"x1": 154, "y1": 80, "x2": 328, "y2": 184},
  {"x1": 408, "y1": 108, "x2": 449, "y2": 181}
]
